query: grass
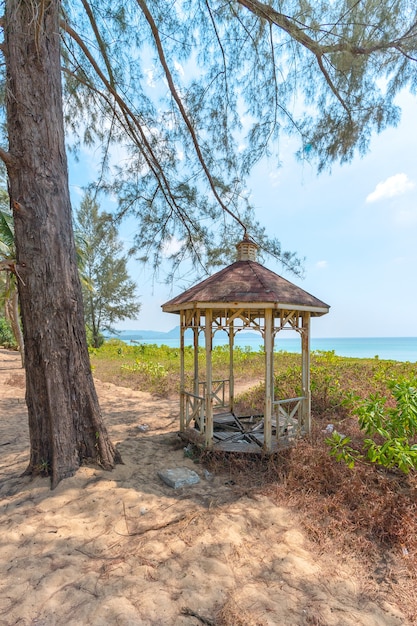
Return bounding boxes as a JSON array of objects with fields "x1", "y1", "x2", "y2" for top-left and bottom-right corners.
[
  {"x1": 90, "y1": 340, "x2": 414, "y2": 410},
  {"x1": 90, "y1": 341, "x2": 417, "y2": 623},
  {"x1": 89, "y1": 339, "x2": 271, "y2": 396}
]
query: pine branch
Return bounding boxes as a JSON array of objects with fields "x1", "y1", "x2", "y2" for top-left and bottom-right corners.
[
  {"x1": 237, "y1": 0, "x2": 417, "y2": 57},
  {"x1": 61, "y1": 23, "x2": 183, "y2": 215},
  {"x1": 136, "y1": 0, "x2": 248, "y2": 235}
]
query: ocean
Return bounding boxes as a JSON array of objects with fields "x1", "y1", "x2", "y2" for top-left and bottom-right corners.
[{"x1": 109, "y1": 331, "x2": 417, "y2": 363}]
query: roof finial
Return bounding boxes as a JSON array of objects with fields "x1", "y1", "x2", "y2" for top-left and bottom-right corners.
[{"x1": 236, "y1": 234, "x2": 258, "y2": 261}]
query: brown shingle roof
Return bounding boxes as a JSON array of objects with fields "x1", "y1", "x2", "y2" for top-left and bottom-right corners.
[{"x1": 162, "y1": 260, "x2": 329, "y2": 315}]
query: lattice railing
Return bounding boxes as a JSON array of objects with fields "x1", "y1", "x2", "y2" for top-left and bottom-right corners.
[
  {"x1": 199, "y1": 379, "x2": 229, "y2": 408},
  {"x1": 273, "y1": 396, "x2": 305, "y2": 438},
  {"x1": 184, "y1": 392, "x2": 205, "y2": 431}
]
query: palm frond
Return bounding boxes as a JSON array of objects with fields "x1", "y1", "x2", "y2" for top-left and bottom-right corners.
[{"x1": 0, "y1": 210, "x2": 15, "y2": 253}]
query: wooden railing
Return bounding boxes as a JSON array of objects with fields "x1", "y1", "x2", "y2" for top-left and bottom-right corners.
[
  {"x1": 184, "y1": 391, "x2": 205, "y2": 430},
  {"x1": 182, "y1": 386, "x2": 306, "y2": 444},
  {"x1": 273, "y1": 396, "x2": 305, "y2": 438},
  {"x1": 182, "y1": 379, "x2": 230, "y2": 432},
  {"x1": 199, "y1": 379, "x2": 229, "y2": 408}
]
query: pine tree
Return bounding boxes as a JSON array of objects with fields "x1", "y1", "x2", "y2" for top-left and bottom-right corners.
[{"x1": 75, "y1": 193, "x2": 140, "y2": 348}]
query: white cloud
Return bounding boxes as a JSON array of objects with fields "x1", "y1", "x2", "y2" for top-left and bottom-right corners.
[
  {"x1": 366, "y1": 173, "x2": 415, "y2": 203},
  {"x1": 70, "y1": 184, "x2": 85, "y2": 199},
  {"x1": 145, "y1": 67, "x2": 156, "y2": 88},
  {"x1": 268, "y1": 171, "x2": 280, "y2": 188},
  {"x1": 162, "y1": 236, "x2": 183, "y2": 257},
  {"x1": 174, "y1": 60, "x2": 185, "y2": 77},
  {"x1": 316, "y1": 260, "x2": 327, "y2": 269}
]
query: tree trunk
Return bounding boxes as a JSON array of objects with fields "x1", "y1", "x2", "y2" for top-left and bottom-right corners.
[{"x1": 3, "y1": 0, "x2": 122, "y2": 488}]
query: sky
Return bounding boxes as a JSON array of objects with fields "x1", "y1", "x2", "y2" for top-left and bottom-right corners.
[{"x1": 69, "y1": 90, "x2": 417, "y2": 339}]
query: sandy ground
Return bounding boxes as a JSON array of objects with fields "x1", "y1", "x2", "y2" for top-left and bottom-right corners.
[{"x1": 0, "y1": 348, "x2": 411, "y2": 626}]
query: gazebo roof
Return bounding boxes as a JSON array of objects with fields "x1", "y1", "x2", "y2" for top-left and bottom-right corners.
[{"x1": 162, "y1": 244, "x2": 330, "y2": 316}]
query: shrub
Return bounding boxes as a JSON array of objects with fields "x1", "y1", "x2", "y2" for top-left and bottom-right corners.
[
  {"x1": 327, "y1": 378, "x2": 417, "y2": 474},
  {"x1": 0, "y1": 316, "x2": 17, "y2": 349},
  {"x1": 86, "y1": 327, "x2": 105, "y2": 347}
]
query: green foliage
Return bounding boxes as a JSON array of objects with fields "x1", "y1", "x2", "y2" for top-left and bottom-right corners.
[
  {"x1": 90, "y1": 342, "x2": 417, "y2": 476},
  {"x1": 36, "y1": 458, "x2": 51, "y2": 477},
  {"x1": 323, "y1": 431, "x2": 359, "y2": 469},
  {"x1": 327, "y1": 378, "x2": 417, "y2": 474},
  {"x1": 310, "y1": 351, "x2": 346, "y2": 414},
  {"x1": 122, "y1": 359, "x2": 168, "y2": 381},
  {"x1": 86, "y1": 327, "x2": 104, "y2": 348},
  {"x1": 266, "y1": 351, "x2": 354, "y2": 416},
  {"x1": 230, "y1": 349, "x2": 414, "y2": 421},
  {"x1": 0, "y1": 205, "x2": 15, "y2": 297},
  {"x1": 0, "y1": 199, "x2": 22, "y2": 357},
  {"x1": 0, "y1": 209, "x2": 15, "y2": 255},
  {"x1": 75, "y1": 192, "x2": 141, "y2": 348},
  {"x1": 0, "y1": 316, "x2": 17, "y2": 349},
  {"x1": 58, "y1": 1, "x2": 417, "y2": 276},
  {"x1": 89, "y1": 340, "x2": 268, "y2": 395}
]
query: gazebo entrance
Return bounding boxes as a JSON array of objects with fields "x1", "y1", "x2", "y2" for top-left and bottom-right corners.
[{"x1": 162, "y1": 237, "x2": 329, "y2": 453}]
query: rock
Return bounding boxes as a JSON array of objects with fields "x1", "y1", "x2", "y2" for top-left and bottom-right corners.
[{"x1": 158, "y1": 467, "x2": 200, "y2": 489}]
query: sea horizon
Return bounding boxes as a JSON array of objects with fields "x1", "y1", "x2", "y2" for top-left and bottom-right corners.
[{"x1": 107, "y1": 329, "x2": 417, "y2": 363}]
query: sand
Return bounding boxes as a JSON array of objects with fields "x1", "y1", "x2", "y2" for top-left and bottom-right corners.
[{"x1": 0, "y1": 348, "x2": 410, "y2": 626}]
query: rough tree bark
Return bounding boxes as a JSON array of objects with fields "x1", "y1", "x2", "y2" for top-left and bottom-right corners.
[{"x1": 3, "y1": 0, "x2": 122, "y2": 488}]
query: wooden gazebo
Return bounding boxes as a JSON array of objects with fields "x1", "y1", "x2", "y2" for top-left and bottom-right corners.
[{"x1": 162, "y1": 237, "x2": 330, "y2": 452}]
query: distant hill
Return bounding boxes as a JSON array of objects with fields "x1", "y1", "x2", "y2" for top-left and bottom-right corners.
[
  {"x1": 121, "y1": 327, "x2": 180, "y2": 340},
  {"x1": 110, "y1": 326, "x2": 260, "y2": 341}
]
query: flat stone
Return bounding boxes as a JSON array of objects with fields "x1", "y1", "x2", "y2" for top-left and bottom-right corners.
[{"x1": 158, "y1": 467, "x2": 200, "y2": 489}]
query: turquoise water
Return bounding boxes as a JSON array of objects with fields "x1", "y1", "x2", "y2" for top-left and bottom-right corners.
[{"x1": 110, "y1": 331, "x2": 417, "y2": 363}]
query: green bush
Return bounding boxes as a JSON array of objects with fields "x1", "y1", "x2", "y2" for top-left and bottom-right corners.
[
  {"x1": 327, "y1": 378, "x2": 417, "y2": 474},
  {"x1": 0, "y1": 317, "x2": 17, "y2": 349},
  {"x1": 86, "y1": 327, "x2": 105, "y2": 348}
]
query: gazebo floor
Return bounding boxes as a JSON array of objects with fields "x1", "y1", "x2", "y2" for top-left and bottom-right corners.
[
  {"x1": 212, "y1": 434, "x2": 280, "y2": 453},
  {"x1": 180, "y1": 410, "x2": 298, "y2": 454}
]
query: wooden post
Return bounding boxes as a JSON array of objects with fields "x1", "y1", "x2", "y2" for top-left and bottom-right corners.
[
  {"x1": 229, "y1": 316, "x2": 234, "y2": 414},
  {"x1": 301, "y1": 312, "x2": 311, "y2": 434},
  {"x1": 180, "y1": 310, "x2": 185, "y2": 432},
  {"x1": 205, "y1": 309, "x2": 213, "y2": 447},
  {"x1": 264, "y1": 309, "x2": 273, "y2": 451},
  {"x1": 193, "y1": 310, "x2": 199, "y2": 398}
]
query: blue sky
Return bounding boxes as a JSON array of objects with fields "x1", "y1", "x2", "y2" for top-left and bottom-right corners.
[{"x1": 69, "y1": 90, "x2": 417, "y2": 338}]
